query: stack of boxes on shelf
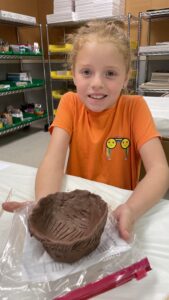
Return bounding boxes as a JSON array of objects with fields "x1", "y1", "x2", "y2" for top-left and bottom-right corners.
[
  {"x1": 47, "y1": 0, "x2": 75, "y2": 24},
  {"x1": 47, "y1": 0, "x2": 125, "y2": 24},
  {"x1": 75, "y1": 0, "x2": 125, "y2": 20}
]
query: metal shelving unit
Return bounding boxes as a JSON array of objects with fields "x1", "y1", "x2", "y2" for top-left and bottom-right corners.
[
  {"x1": 46, "y1": 13, "x2": 138, "y2": 123},
  {"x1": 0, "y1": 112, "x2": 47, "y2": 136},
  {"x1": 0, "y1": 18, "x2": 49, "y2": 136},
  {"x1": 136, "y1": 9, "x2": 169, "y2": 95}
]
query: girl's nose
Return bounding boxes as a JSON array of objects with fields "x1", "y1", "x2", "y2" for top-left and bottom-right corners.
[{"x1": 91, "y1": 74, "x2": 103, "y2": 89}]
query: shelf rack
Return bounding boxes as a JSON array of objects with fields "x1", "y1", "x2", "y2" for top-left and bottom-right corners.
[
  {"x1": 136, "y1": 9, "x2": 169, "y2": 95},
  {"x1": 0, "y1": 18, "x2": 49, "y2": 136},
  {"x1": 0, "y1": 112, "x2": 47, "y2": 136}
]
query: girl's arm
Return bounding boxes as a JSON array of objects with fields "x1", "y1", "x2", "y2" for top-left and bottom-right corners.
[
  {"x1": 2, "y1": 127, "x2": 70, "y2": 212},
  {"x1": 114, "y1": 137, "x2": 169, "y2": 241},
  {"x1": 35, "y1": 126, "x2": 70, "y2": 201}
]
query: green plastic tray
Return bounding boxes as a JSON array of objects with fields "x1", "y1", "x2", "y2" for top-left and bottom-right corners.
[
  {"x1": 0, "y1": 112, "x2": 47, "y2": 133},
  {"x1": 0, "y1": 51, "x2": 42, "y2": 56},
  {"x1": 0, "y1": 79, "x2": 44, "y2": 93}
]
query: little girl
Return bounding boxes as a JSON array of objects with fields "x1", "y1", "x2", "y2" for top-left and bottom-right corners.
[{"x1": 3, "y1": 20, "x2": 169, "y2": 241}]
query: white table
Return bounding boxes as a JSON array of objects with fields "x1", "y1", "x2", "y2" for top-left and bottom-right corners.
[
  {"x1": 144, "y1": 96, "x2": 169, "y2": 138},
  {"x1": 0, "y1": 161, "x2": 169, "y2": 300}
]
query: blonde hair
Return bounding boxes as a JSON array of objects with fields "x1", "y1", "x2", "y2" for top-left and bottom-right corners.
[{"x1": 68, "y1": 20, "x2": 131, "y2": 73}]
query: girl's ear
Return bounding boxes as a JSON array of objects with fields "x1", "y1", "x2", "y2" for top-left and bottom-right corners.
[
  {"x1": 73, "y1": 76, "x2": 77, "y2": 87},
  {"x1": 123, "y1": 71, "x2": 130, "y2": 88}
]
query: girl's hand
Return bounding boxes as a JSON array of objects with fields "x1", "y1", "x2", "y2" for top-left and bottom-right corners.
[
  {"x1": 113, "y1": 203, "x2": 135, "y2": 241},
  {"x1": 2, "y1": 201, "x2": 29, "y2": 212}
]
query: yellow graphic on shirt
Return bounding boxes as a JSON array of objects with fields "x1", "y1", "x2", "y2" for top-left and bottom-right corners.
[
  {"x1": 106, "y1": 138, "x2": 116, "y2": 149},
  {"x1": 106, "y1": 137, "x2": 130, "y2": 160}
]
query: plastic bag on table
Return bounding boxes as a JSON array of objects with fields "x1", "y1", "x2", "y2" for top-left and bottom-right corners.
[{"x1": 0, "y1": 203, "x2": 151, "y2": 300}]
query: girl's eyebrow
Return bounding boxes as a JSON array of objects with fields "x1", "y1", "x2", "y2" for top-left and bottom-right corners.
[
  {"x1": 104, "y1": 66, "x2": 120, "y2": 70},
  {"x1": 77, "y1": 64, "x2": 120, "y2": 72},
  {"x1": 78, "y1": 64, "x2": 119, "y2": 69},
  {"x1": 78, "y1": 64, "x2": 92, "y2": 67}
]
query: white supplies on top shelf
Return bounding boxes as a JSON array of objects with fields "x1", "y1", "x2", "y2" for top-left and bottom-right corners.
[
  {"x1": 46, "y1": 13, "x2": 73, "y2": 24},
  {"x1": 47, "y1": 0, "x2": 125, "y2": 24},
  {"x1": 47, "y1": 0, "x2": 74, "y2": 23},
  {"x1": 0, "y1": 10, "x2": 36, "y2": 25},
  {"x1": 53, "y1": 0, "x2": 75, "y2": 13},
  {"x1": 75, "y1": 0, "x2": 125, "y2": 20}
]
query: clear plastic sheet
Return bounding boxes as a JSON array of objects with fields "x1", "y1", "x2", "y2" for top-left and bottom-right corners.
[{"x1": 0, "y1": 203, "x2": 151, "y2": 300}]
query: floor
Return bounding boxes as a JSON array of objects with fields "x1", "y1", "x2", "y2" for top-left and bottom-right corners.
[{"x1": 0, "y1": 120, "x2": 50, "y2": 168}]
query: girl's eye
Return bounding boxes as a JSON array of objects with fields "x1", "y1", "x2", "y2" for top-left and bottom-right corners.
[
  {"x1": 105, "y1": 70, "x2": 116, "y2": 78},
  {"x1": 80, "y1": 69, "x2": 92, "y2": 77}
]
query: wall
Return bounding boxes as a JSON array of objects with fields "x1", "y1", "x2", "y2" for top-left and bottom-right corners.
[
  {"x1": 126, "y1": 0, "x2": 169, "y2": 15},
  {"x1": 0, "y1": 0, "x2": 40, "y2": 44},
  {"x1": 1, "y1": 0, "x2": 169, "y2": 50},
  {"x1": 36, "y1": 0, "x2": 53, "y2": 55},
  {"x1": 125, "y1": 0, "x2": 169, "y2": 45},
  {"x1": 0, "y1": 0, "x2": 38, "y2": 15}
]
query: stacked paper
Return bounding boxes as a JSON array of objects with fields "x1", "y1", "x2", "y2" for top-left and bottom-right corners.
[
  {"x1": 151, "y1": 73, "x2": 169, "y2": 83},
  {"x1": 47, "y1": 0, "x2": 125, "y2": 24},
  {"x1": 47, "y1": 13, "x2": 73, "y2": 24},
  {"x1": 139, "y1": 72, "x2": 169, "y2": 91},
  {"x1": 53, "y1": 0, "x2": 75, "y2": 12},
  {"x1": 75, "y1": 0, "x2": 125, "y2": 21},
  {"x1": 47, "y1": 0, "x2": 74, "y2": 23}
]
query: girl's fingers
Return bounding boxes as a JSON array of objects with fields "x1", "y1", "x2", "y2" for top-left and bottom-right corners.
[
  {"x1": 113, "y1": 204, "x2": 133, "y2": 241},
  {"x1": 2, "y1": 201, "x2": 28, "y2": 212},
  {"x1": 119, "y1": 226, "x2": 130, "y2": 241},
  {"x1": 118, "y1": 215, "x2": 130, "y2": 240}
]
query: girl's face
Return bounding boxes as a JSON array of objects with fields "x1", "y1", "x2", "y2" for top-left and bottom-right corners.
[{"x1": 73, "y1": 40, "x2": 129, "y2": 112}]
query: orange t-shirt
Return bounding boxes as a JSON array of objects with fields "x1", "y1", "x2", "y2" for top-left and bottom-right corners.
[{"x1": 50, "y1": 92, "x2": 159, "y2": 190}]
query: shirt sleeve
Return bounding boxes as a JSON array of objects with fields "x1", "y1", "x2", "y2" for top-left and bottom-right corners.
[
  {"x1": 49, "y1": 92, "x2": 75, "y2": 136},
  {"x1": 132, "y1": 96, "x2": 160, "y2": 150}
]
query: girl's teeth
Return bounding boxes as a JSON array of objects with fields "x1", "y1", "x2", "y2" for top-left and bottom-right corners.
[{"x1": 90, "y1": 95, "x2": 105, "y2": 99}]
